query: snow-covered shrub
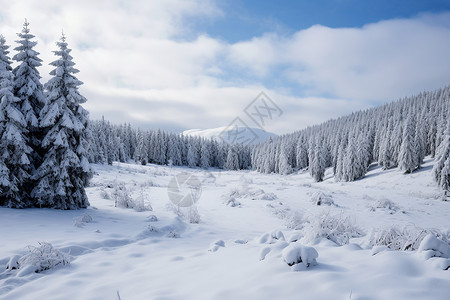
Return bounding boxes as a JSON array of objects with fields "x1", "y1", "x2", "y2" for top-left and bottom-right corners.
[
  {"x1": 418, "y1": 233, "x2": 450, "y2": 259},
  {"x1": 285, "y1": 211, "x2": 304, "y2": 230},
  {"x1": 133, "y1": 189, "x2": 153, "y2": 212},
  {"x1": 99, "y1": 188, "x2": 110, "y2": 199},
  {"x1": 73, "y1": 212, "x2": 93, "y2": 228},
  {"x1": 367, "y1": 226, "x2": 448, "y2": 251},
  {"x1": 166, "y1": 230, "x2": 180, "y2": 238},
  {"x1": 282, "y1": 243, "x2": 318, "y2": 271},
  {"x1": 302, "y1": 212, "x2": 363, "y2": 245},
  {"x1": 311, "y1": 191, "x2": 335, "y2": 206},
  {"x1": 253, "y1": 191, "x2": 277, "y2": 201},
  {"x1": 225, "y1": 197, "x2": 241, "y2": 207},
  {"x1": 146, "y1": 215, "x2": 158, "y2": 222},
  {"x1": 139, "y1": 180, "x2": 157, "y2": 188},
  {"x1": 7, "y1": 242, "x2": 70, "y2": 275},
  {"x1": 112, "y1": 182, "x2": 133, "y2": 208},
  {"x1": 188, "y1": 206, "x2": 201, "y2": 224},
  {"x1": 369, "y1": 198, "x2": 399, "y2": 213}
]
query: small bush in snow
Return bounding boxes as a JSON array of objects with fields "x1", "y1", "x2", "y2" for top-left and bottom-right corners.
[
  {"x1": 146, "y1": 215, "x2": 158, "y2": 222},
  {"x1": 112, "y1": 182, "x2": 134, "y2": 208},
  {"x1": 188, "y1": 206, "x2": 201, "y2": 224},
  {"x1": 99, "y1": 188, "x2": 110, "y2": 199},
  {"x1": 225, "y1": 197, "x2": 241, "y2": 207},
  {"x1": 369, "y1": 198, "x2": 399, "y2": 214},
  {"x1": 7, "y1": 242, "x2": 70, "y2": 275},
  {"x1": 73, "y1": 213, "x2": 93, "y2": 228},
  {"x1": 302, "y1": 212, "x2": 363, "y2": 245},
  {"x1": 253, "y1": 192, "x2": 278, "y2": 201},
  {"x1": 368, "y1": 226, "x2": 449, "y2": 252},
  {"x1": 285, "y1": 211, "x2": 304, "y2": 230},
  {"x1": 166, "y1": 230, "x2": 180, "y2": 238},
  {"x1": 311, "y1": 191, "x2": 335, "y2": 206},
  {"x1": 133, "y1": 189, "x2": 153, "y2": 212},
  {"x1": 282, "y1": 243, "x2": 318, "y2": 271}
]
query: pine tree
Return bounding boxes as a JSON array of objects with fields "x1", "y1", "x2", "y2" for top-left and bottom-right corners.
[
  {"x1": 309, "y1": 139, "x2": 325, "y2": 182},
  {"x1": 433, "y1": 122, "x2": 450, "y2": 191},
  {"x1": 296, "y1": 136, "x2": 308, "y2": 170},
  {"x1": 279, "y1": 144, "x2": 293, "y2": 175},
  {"x1": 200, "y1": 140, "x2": 211, "y2": 169},
  {"x1": 0, "y1": 35, "x2": 33, "y2": 208},
  {"x1": 343, "y1": 135, "x2": 365, "y2": 181},
  {"x1": 187, "y1": 139, "x2": 199, "y2": 168},
  {"x1": 225, "y1": 145, "x2": 240, "y2": 170},
  {"x1": 32, "y1": 34, "x2": 91, "y2": 209},
  {"x1": 12, "y1": 20, "x2": 45, "y2": 176},
  {"x1": 398, "y1": 115, "x2": 417, "y2": 173}
]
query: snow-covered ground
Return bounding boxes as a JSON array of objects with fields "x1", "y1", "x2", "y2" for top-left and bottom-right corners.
[{"x1": 1, "y1": 157, "x2": 449, "y2": 300}]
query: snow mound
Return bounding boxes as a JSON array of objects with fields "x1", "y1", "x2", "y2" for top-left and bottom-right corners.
[
  {"x1": 208, "y1": 240, "x2": 225, "y2": 252},
  {"x1": 6, "y1": 242, "x2": 70, "y2": 276},
  {"x1": 418, "y1": 233, "x2": 450, "y2": 259},
  {"x1": 258, "y1": 230, "x2": 286, "y2": 244},
  {"x1": 282, "y1": 243, "x2": 318, "y2": 271}
]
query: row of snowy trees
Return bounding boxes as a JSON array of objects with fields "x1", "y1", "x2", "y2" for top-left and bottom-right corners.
[
  {"x1": 0, "y1": 21, "x2": 91, "y2": 209},
  {"x1": 251, "y1": 86, "x2": 450, "y2": 191},
  {"x1": 87, "y1": 118, "x2": 252, "y2": 171}
]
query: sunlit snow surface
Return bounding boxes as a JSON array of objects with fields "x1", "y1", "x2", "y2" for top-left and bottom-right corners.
[{"x1": 1, "y1": 157, "x2": 449, "y2": 299}]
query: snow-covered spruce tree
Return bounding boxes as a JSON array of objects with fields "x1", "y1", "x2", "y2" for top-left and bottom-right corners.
[
  {"x1": 225, "y1": 144, "x2": 240, "y2": 170},
  {"x1": 433, "y1": 122, "x2": 450, "y2": 191},
  {"x1": 279, "y1": 144, "x2": 293, "y2": 175},
  {"x1": 32, "y1": 34, "x2": 91, "y2": 209},
  {"x1": 342, "y1": 135, "x2": 366, "y2": 181},
  {"x1": 200, "y1": 139, "x2": 211, "y2": 169},
  {"x1": 398, "y1": 115, "x2": 417, "y2": 174},
  {"x1": 0, "y1": 36, "x2": 34, "y2": 208},
  {"x1": 309, "y1": 139, "x2": 325, "y2": 182},
  {"x1": 12, "y1": 20, "x2": 46, "y2": 181}
]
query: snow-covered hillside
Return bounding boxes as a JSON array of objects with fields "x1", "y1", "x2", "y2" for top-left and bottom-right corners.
[
  {"x1": 0, "y1": 158, "x2": 449, "y2": 299},
  {"x1": 183, "y1": 126, "x2": 277, "y2": 145}
]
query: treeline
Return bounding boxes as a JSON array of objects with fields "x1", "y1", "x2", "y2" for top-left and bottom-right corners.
[
  {"x1": 251, "y1": 86, "x2": 450, "y2": 191},
  {"x1": 87, "y1": 118, "x2": 252, "y2": 171}
]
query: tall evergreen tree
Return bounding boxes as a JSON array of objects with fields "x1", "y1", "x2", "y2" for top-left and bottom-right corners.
[
  {"x1": 0, "y1": 35, "x2": 33, "y2": 208},
  {"x1": 433, "y1": 122, "x2": 450, "y2": 191},
  {"x1": 309, "y1": 139, "x2": 325, "y2": 182},
  {"x1": 12, "y1": 20, "x2": 45, "y2": 176},
  {"x1": 398, "y1": 115, "x2": 417, "y2": 173},
  {"x1": 32, "y1": 34, "x2": 91, "y2": 209}
]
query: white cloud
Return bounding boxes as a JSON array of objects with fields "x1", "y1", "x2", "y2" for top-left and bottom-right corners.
[{"x1": 1, "y1": 2, "x2": 449, "y2": 134}]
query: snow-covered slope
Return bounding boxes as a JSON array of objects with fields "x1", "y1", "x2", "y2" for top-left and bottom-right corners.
[
  {"x1": 183, "y1": 126, "x2": 277, "y2": 144},
  {"x1": 1, "y1": 158, "x2": 449, "y2": 299}
]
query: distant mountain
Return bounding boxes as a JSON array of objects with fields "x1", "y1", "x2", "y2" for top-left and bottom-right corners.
[{"x1": 183, "y1": 126, "x2": 277, "y2": 145}]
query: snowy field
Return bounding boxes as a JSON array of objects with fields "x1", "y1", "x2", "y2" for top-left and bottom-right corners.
[{"x1": 1, "y1": 157, "x2": 449, "y2": 300}]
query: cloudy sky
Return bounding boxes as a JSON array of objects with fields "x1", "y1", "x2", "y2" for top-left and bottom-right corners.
[{"x1": 1, "y1": 0, "x2": 450, "y2": 134}]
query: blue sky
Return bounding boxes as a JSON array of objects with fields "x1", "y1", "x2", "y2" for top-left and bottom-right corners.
[
  {"x1": 1, "y1": 0, "x2": 450, "y2": 134},
  {"x1": 194, "y1": 0, "x2": 450, "y2": 41}
]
